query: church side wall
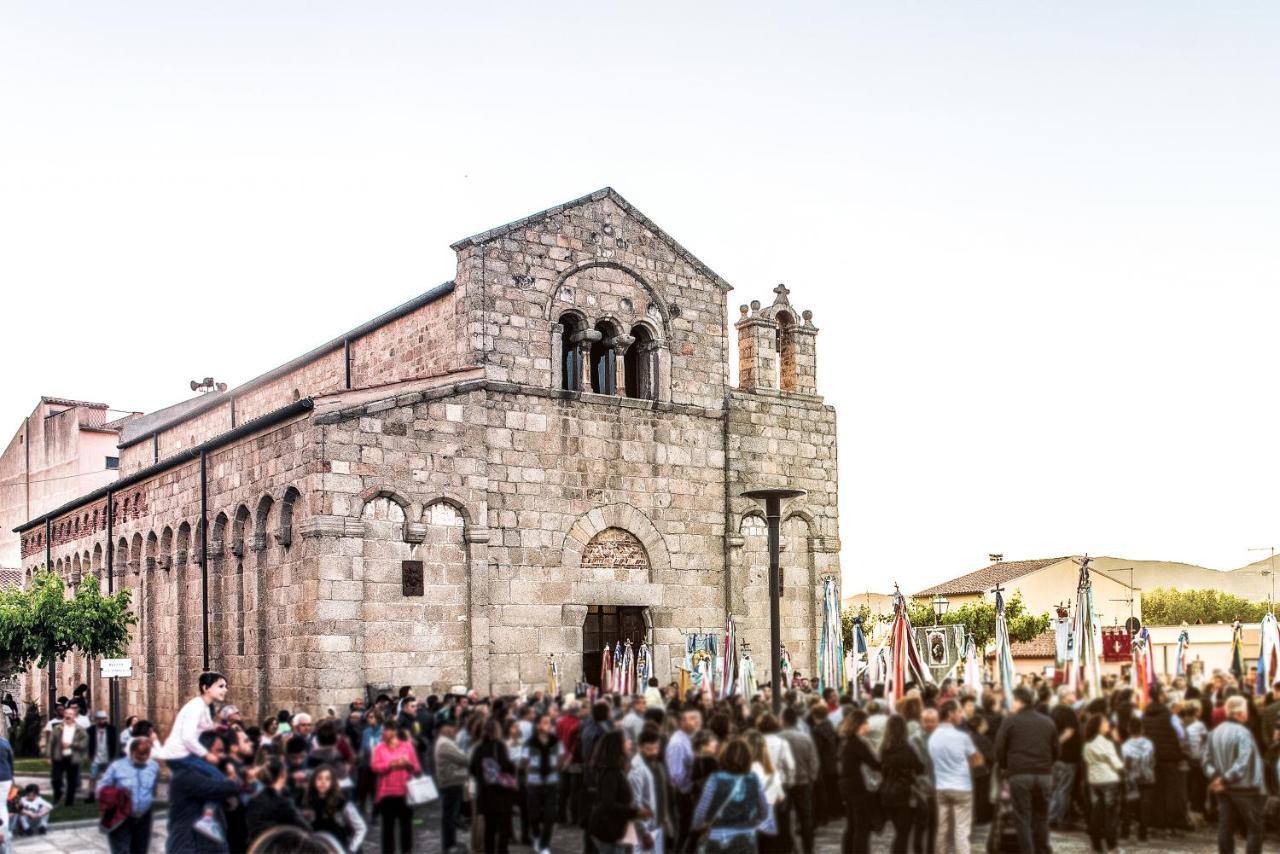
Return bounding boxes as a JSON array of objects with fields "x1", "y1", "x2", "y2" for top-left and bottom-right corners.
[
  {"x1": 307, "y1": 387, "x2": 491, "y2": 706},
  {"x1": 20, "y1": 415, "x2": 316, "y2": 732}
]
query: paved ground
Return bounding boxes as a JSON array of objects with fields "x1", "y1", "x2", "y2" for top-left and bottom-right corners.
[{"x1": 13, "y1": 809, "x2": 1224, "y2": 853}]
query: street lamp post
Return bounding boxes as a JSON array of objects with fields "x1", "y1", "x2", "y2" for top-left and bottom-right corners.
[
  {"x1": 742, "y1": 486, "x2": 807, "y2": 715},
  {"x1": 932, "y1": 594, "x2": 949, "y2": 626}
]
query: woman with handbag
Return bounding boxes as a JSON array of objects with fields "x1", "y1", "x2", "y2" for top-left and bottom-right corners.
[
  {"x1": 371, "y1": 725, "x2": 421, "y2": 853},
  {"x1": 692, "y1": 737, "x2": 769, "y2": 854},
  {"x1": 879, "y1": 715, "x2": 923, "y2": 854},
  {"x1": 838, "y1": 710, "x2": 880, "y2": 854},
  {"x1": 468, "y1": 719, "x2": 517, "y2": 854},
  {"x1": 586, "y1": 730, "x2": 649, "y2": 854}
]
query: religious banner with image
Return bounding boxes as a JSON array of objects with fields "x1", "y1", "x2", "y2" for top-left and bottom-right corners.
[{"x1": 914, "y1": 623, "x2": 966, "y2": 683}]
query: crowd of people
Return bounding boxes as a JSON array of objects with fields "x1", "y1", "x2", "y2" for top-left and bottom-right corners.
[{"x1": 2, "y1": 665, "x2": 1279, "y2": 853}]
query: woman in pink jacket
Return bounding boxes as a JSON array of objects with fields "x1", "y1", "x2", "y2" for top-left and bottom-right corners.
[{"x1": 370, "y1": 724, "x2": 421, "y2": 853}]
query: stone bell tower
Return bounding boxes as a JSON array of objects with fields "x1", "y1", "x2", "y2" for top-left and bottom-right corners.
[{"x1": 735, "y1": 284, "x2": 819, "y2": 395}]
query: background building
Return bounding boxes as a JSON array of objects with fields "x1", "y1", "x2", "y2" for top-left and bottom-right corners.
[
  {"x1": 915, "y1": 555, "x2": 1142, "y2": 627},
  {"x1": 0, "y1": 398, "x2": 135, "y2": 572}
]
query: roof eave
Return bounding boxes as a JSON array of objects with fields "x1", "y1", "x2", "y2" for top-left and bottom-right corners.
[{"x1": 118, "y1": 281, "x2": 455, "y2": 449}]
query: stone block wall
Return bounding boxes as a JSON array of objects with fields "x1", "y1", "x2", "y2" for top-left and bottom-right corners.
[
  {"x1": 22, "y1": 413, "x2": 316, "y2": 731},
  {"x1": 452, "y1": 189, "x2": 732, "y2": 411},
  {"x1": 727, "y1": 388, "x2": 840, "y2": 685}
]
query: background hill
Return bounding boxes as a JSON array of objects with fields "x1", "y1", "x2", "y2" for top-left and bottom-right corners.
[{"x1": 1082, "y1": 555, "x2": 1275, "y2": 601}]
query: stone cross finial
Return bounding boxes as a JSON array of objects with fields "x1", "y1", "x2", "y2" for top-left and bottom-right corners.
[{"x1": 773, "y1": 283, "x2": 791, "y2": 305}]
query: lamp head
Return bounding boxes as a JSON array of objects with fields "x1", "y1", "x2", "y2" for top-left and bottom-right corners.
[{"x1": 741, "y1": 487, "x2": 807, "y2": 503}]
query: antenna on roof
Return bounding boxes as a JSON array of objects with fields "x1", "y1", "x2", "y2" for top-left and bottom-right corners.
[{"x1": 989, "y1": 553, "x2": 1003, "y2": 564}]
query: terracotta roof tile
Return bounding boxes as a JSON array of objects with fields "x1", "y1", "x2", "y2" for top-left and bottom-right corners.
[
  {"x1": 985, "y1": 629, "x2": 1056, "y2": 659},
  {"x1": 915, "y1": 557, "x2": 1070, "y2": 598}
]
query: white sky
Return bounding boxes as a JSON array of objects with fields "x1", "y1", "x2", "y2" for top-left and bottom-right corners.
[{"x1": 3, "y1": 3, "x2": 1278, "y2": 594}]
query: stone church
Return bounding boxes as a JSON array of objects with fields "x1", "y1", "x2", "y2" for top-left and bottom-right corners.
[{"x1": 16, "y1": 188, "x2": 840, "y2": 728}]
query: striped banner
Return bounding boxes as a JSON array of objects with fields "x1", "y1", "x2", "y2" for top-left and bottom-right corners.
[
  {"x1": 887, "y1": 590, "x2": 932, "y2": 706},
  {"x1": 995, "y1": 591, "x2": 1016, "y2": 709},
  {"x1": 818, "y1": 577, "x2": 845, "y2": 693}
]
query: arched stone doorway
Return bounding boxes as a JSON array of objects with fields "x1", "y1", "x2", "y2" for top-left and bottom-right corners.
[{"x1": 580, "y1": 528, "x2": 651, "y2": 687}]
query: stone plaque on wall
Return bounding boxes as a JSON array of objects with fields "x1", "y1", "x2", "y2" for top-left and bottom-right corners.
[{"x1": 402, "y1": 560, "x2": 424, "y2": 596}]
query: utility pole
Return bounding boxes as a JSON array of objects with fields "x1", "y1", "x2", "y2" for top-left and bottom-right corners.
[{"x1": 1249, "y1": 547, "x2": 1276, "y2": 614}]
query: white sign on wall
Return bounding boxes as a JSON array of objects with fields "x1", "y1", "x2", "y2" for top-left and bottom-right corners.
[{"x1": 100, "y1": 658, "x2": 132, "y2": 678}]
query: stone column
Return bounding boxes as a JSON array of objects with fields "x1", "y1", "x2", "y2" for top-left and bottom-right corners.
[
  {"x1": 570, "y1": 329, "x2": 601, "y2": 392},
  {"x1": 735, "y1": 302, "x2": 778, "y2": 391},
  {"x1": 639, "y1": 339, "x2": 662, "y2": 400},
  {"x1": 656, "y1": 342, "x2": 672, "y2": 403},
  {"x1": 465, "y1": 527, "x2": 492, "y2": 692},
  {"x1": 250, "y1": 532, "x2": 270, "y2": 721},
  {"x1": 792, "y1": 311, "x2": 819, "y2": 396},
  {"x1": 174, "y1": 546, "x2": 189, "y2": 705},
  {"x1": 299, "y1": 515, "x2": 367, "y2": 712},
  {"x1": 560, "y1": 604, "x2": 589, "y2": 689},
  {"x1": 550, "y1": 322, "x2": 565, "y2": 390},
  {"x1": 608, "y1": 334, "x2": 635, "y2": 396}
]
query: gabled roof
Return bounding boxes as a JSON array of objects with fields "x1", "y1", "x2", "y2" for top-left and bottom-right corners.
[
  {"x1": 915, "y1": 557, "x2": 1071, "y2": 597},
  {"x1": 450, "y1": 187, "x2": 733, "y2": 293},
  {"x1": 41, "y1": 397, "x2": 108, "y2": 410}
]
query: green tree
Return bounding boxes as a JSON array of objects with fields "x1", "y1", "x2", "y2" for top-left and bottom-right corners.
[
  {"x1": 0, "y1": 571, "x2": 135, "y2": 676},
  {"x1": 942, "y1": 592, "x2": 1050, "y2": 653},
  {"x1": 1139, "y1": 587, "x2": 1269, "y2": 625}
]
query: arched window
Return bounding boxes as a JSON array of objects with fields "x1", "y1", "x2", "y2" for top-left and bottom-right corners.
[
  {"x1": 590, "y1": 320, "x2": 619, "y2": 395},
  {"x1": 775, "y1": 310, "x2": 797, "y2": 392},
  {"x1": 624, "y1": 324, "x2": 657, "y2": 400},
  {"x1": 558, "y1": 313, "x2": 582, "y2": 392}
]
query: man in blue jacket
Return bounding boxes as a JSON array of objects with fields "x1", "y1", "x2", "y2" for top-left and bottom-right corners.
[
  {"x1": 100, "y1": 737, "x2": 159, "y2": 854},
  {"x1": 165, "y1": 731, "x2": 241, "y2": 854}
]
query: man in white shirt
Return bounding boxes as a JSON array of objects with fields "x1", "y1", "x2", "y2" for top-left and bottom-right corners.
[{"x1": 928, "y1": 700, "x2": 983, "y2": 854}]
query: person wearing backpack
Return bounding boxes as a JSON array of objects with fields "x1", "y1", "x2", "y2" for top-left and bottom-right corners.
[
  {"x1": 469, "y1": 719, "x2": 516, "y2": 854},
  {"x1": 880, "y1": 715, "x2": 924, "y2": 854},
  {"x1": 1119, "y1": 717, "x2": 1155, "y2": 842},
  {"x1": 692, "y1": 737, "x2": 769, "y2": 853}
]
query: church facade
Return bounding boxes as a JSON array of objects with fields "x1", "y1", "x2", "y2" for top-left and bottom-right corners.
[{"x1": 16, "y1": 188, "x2": 840, "y2": 728}]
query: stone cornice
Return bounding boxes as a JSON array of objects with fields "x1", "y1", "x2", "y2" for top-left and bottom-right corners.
[
  {"x1": 314, "y1": 379, "x2": 725, "y2": 424},
  {"x1": 299, "y1": 516, "x2": 365, "y2": 539}
]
